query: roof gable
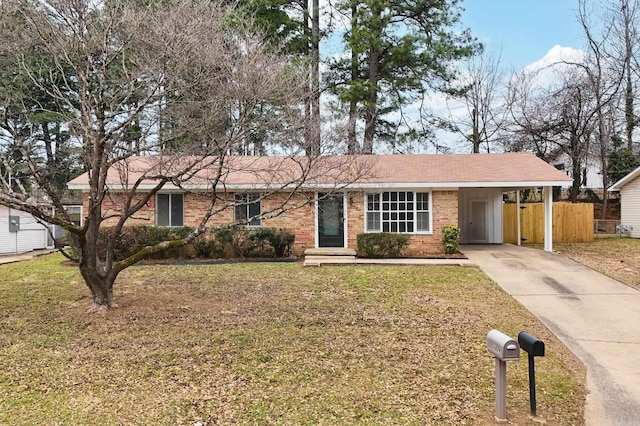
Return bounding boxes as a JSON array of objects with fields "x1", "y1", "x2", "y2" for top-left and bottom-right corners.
[{"x1": 609, "y1": 165, "x2": 640, "y2": 191}]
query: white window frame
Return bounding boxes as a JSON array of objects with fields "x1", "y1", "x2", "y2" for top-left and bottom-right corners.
[
  {"x1": 234, "y1": 193, "x2": 262, "y2": 227},
  {"x1": 156, "y1": 193, "x2": 184, "y2": 227},
  {"x1": 365, "y1": 190, "x2": 432, "y2": 234}
]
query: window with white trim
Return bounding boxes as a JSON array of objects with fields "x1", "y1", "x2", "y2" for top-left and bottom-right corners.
[
  {"x1": 156, "y1": 193, "x2": 184, "y2": 226},
  {"x1": 235, "y1": 193, "x2": 261, "y2": 226},
  {"x1": 366, "y1": 191, "x2": 431, "y2": 233}
]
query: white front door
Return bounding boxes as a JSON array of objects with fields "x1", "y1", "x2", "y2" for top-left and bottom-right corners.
[{"x1": 469, "y1": 200, "x2": 488, "y2": 243}]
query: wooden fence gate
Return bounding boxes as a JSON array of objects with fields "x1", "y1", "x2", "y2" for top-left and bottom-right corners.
[{"x1": 503, "y1": 202, "x2": 594, "y2": 244}]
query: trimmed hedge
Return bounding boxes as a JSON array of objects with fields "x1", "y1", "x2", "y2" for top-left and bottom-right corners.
[
  {"x1": 69, "y1": 226, "x2": 195, "y2": 261},
  {"x1": 196, "y1": 226, "x2": 295, "y2": 259},
  {"x1": 357, "y1": 233, "x2": 410, "y2": 258},
  {"x1": 442, "y1": 225, "x2": 460, "y2": 254},
  {"x1": 69, "y1": 225, "x2": 296, "y2": 261}
]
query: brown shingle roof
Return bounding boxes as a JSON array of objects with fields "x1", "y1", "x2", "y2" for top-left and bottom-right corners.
[
  {"x1": 67, "y1": 152, "x2": 572, "y2": 190},
  {"x1": 365, "y1": 152, "x2": 571, "y2": 184}
]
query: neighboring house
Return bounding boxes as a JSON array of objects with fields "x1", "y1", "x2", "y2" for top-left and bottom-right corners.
[
  {"x1": 551, "y1": 151, "x2": 604, "y2": 190},
  {"x1": 0, "y1": 204, "x2": 54, "y2": 255},
  {"x1": 51, "y1": 205, "x2": 83, "y2": 240},
  {"x1": 67, "y1": 153, "x2": 572, "y2": 255},
  {"x1": 608, "y1": 165, "x2": 640, "y2": 238}
]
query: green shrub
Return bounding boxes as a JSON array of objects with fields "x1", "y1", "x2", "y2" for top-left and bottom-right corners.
[
  {"x1": 213, "y1": 225, "x2": 253, "y2": 258},
  {"x1": 213, "y1": 226, "x2": 295, "y2": 258},
  {"x1": 193, "y1": 236, "x2": 220, "y2": 258},
  {"x1": 357, "y1": 233, "x2": 410, "y2": 258},
  {"x1": 248, "y1": 227, "x2": 276, "y2": 254},
  {"x1": 67, "y1": 226, "x2": 196, "y2": 261},
  {"x1": 144, "y1": 226, "x2": 193, "y2": 246},
  {"x1": 267, "y1": 228, "x2": 295, "y2": 257},
  {"x1": 213, "y1": 225, "x2": 238, "y2": 248},
  {"x1": 67, "y1": 225, "x2": 295, "y2": 261},
  {"x1": 442, "y1": 225, "x2": 460, "y2": 254}
]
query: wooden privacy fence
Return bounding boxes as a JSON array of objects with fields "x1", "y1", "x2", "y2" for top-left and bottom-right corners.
[{"x1": 503, "y1": 202, "x2": 594, "y2": 244}]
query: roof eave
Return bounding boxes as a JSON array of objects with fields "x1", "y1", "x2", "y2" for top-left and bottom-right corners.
[
  {"x1": 68, "y1": 180, "x2": 573, "y2": 192},
  {"x1": 608, "y1": 166, "x2": 640, "y2": 191}
]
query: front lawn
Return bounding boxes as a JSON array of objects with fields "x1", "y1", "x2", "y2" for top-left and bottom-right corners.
[
  {"x1": 0, "y1": 254, "x2": 585, "y2": 425},
  {"x1": 549, "y1": 236, "x2": 640, "y2": 290}
]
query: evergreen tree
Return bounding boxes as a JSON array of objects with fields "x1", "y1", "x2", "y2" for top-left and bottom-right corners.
[
  {"x1": 326, "y1": 0, "x2": 478, "y2": 153},
  {"x1": 608, "y1": 135, "x2": 640, "y2": 184}
]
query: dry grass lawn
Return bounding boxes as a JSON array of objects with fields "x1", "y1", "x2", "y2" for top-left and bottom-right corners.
[
  {"x1": 544, "y1": 236, "x2": 640, "y2": 290},
  {"x1": 0, "y1": 254, "x2": 585, "y2": 425}
]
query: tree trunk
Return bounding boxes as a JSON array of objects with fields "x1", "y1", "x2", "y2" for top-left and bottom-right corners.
[
  {"x1": 347, "y1": 3, "x2": 358, "y2": 154},
  {"x1": 472, "y1": 108, "x2": 480, "y2": 153},
  {"x1": 363, "y1": 50, "x2": 379, "y2": 154},
  {"x1": 79, "y1": 194, "x2": 119, "y2": 312},
  {"x1": 624, "y1": 1, "x2": 635, "y2": 151},
  {"x1": 570, "y1": 157, "x2": 582, "y2": 202},
  {"x1": 348, "y1": 100, "x2": 357, "y2": 154},
  {"x1": 362, "y1": 5, "x2": 382, "y2": 154},
  {"x1": 79, "y1": 261, "x2": 118, "y2": 312},
  {"x1": 310, "y1": 0, "x2": 320, "y2": 155}
]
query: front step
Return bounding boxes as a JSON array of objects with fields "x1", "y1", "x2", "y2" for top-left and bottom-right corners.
[
  {"x1": 303, "y1": 255, "x2": 357, "y2": 267},
  {"x1": 304, "y1": 248, "x2": 357, "y2": 256},
  {"x1": 303, "y1": 248, "x2": 357, "y2": 267}
]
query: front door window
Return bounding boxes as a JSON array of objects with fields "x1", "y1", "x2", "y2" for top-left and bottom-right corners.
[{"x1": 318, "y1": 194, "x2": 344, "y2": 247}]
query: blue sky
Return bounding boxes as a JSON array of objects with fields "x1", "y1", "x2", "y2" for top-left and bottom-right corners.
[{"x1": 460, "y1": 0, "x2": 585, "y2": 69}]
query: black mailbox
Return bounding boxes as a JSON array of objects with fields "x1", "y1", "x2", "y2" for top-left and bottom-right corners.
[
  {"x1": 518, "y1": 331, "x2": 545, "y2": 357},
  {"x1": 518, "y1": 331, "x2": 545, "y2": 416}
]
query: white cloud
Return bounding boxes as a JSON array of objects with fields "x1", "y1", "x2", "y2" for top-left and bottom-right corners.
[
  {"x1": 524, "y1": 45, "x2": 585, "y2": 72},
  {"x1": 428, "y1": 45, "x2": 587, "y2": 153},
  {"x1": 521, "y1": 45, "x2": 585, "y2": 87}
]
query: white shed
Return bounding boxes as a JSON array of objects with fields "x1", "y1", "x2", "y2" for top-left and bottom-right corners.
[
  {"x1": 0, "y1": 205, "x2": 54, "y2": 255},
  {"x1": 609, "y1": 165, "x2": 640, "y2": 238}
]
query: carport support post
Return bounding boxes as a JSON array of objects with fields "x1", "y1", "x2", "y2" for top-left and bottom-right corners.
[
  {"x1": 543, "y1": 186, "x2": 552, "y2": 252},
  {"x1": 516, "y1": 190, "x2": 521, "y2": 246}
]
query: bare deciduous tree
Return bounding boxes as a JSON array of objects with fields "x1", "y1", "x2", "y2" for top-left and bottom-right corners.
[
  {"x1": 0, "y1": 0, "x2": 366, "y2": 312},
  {"x1": 507, "y1": 67, "x2": 598, "y2": 202},
  {"x1": 608, "y1": 0, "x2": 640, "y2": 151},
  {"x1": 445, "y1": 47, "x2": 507, "y2": 153},
  {"x1": 575, "y1": 0, "x2": 626, "y2": 215}
]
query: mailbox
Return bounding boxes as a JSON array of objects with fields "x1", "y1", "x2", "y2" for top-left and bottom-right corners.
[
  {"x1": 518, "y1": 331, "x2": 545, "y2": 416},
  {"x1": 487, "y1": 329, "x2": 520, "y2": 361},
  {"x1": 518, "y1": 331, "x2": 545, "y2": 357}
]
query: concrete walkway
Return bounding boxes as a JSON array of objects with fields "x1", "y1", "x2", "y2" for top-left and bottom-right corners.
[
  {"x1": 0, "y1": 249, "x2": 57, "y2": 265},
  {"x1": 462, "y1": 244, "x2": 640, "y2": 426}
]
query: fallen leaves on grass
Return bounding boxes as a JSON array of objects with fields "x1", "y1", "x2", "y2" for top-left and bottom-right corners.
[
  {"x1": 552, "y1": 236, "x2": 640, "y2": 290},
  {"x1": 0, "y1": 255, "x2": 585, "y2": 425}
]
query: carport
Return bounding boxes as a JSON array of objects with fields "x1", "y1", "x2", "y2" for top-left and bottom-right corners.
[{"x1": 458, "y1": 185, "x2": 567, "y2": 252}]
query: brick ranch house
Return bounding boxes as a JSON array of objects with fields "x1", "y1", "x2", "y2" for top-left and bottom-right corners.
[{"x1": 67, "y1": 153, "x2": 572, "y2": 256}]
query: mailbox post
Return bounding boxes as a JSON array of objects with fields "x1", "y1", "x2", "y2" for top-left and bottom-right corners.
[
  {"x1": 518, "y1": 331, "x2": 545, "y2": 416},
  {"x1": 487, "y1": 330, "x2": 520, "y2": 423}
]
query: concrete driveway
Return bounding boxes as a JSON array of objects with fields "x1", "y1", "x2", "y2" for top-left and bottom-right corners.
[{"x1": 462, "y1": 244, "x2": 640, "y2": 426}]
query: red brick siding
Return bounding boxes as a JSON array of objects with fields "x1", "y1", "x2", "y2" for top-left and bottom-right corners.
[
  {"x1": 82, "y1": 189, "x2": 458, "y2": 256},
  {"x1": 345, "y1": 190, "x2": 459, "y2": 255},
  {"x1": 83, "y1": 191, "x2": 316, "y2": 256}
]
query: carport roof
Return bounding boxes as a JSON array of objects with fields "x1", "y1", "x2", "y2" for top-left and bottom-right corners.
[
  {"x1": 67, "y1": 152, "x2": 572, "y2": 190},
  {"x1": 358, "y1": 152, "x2": 571, "y2": 187}
]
